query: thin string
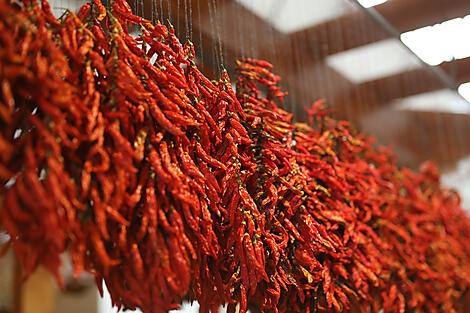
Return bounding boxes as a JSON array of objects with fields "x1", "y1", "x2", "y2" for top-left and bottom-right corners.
[
  {"x1": 207, "y1": 0, "x2": 219, "y2": 73},
  {"x1": 295, "y1": 30, "x2": 309, "y2": 119},
  {"x1": 183, "y1": 0, "x2": 188, "y2": 40},
  {"x1": 317, "y1": 13, "x2": 339, "y2": 122},
  {"x1": 196, "y1": 0, "x2": 203, "y2": 64},
  {"x1": 187, "y1": 0, "x2": 193, "y2": 41},
  {"x1": 151, "y1": 0, "x2": 155, "y2": 24},
  {"x1": 249, "y1": 0, "x2": 259, "y2": 59},
  {"x1": 207, "y1": 0, "x2": 224, "y2": 75},
  {"x1": 221, "y1": 0, "x2": 227, "y2": 66},
  {"x1": 236, "y1": 0, "x2": 246, "y2": 59},
  {"x1": 414, "y1": 64, "x2": 432, "y2": 168},
  {"x1": 211, "y1": 0, "x2": 224, "y2": 71},
  {"x1": 265, "y1": 2, "x2": 280, "y2": 74},
  {"x1": 334, "y1": 10, "x2": 353, "y2": 121},
  {"x1": 167, "y1": 0, "x2": 171, "y2": 24},
  {"x1": 354, "y1": 9, "x2": 370, "y2": 125},
  {"x1": 177, "y1": 0, "x2": 180, "y2": 34},
  {"x1": 133, "y1": 0, "x2": 137, "y2": 19}
]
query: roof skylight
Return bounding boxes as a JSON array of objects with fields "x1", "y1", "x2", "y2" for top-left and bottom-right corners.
[{"x1": 401, "y1": 15, "x2": 470, "y2": 66}]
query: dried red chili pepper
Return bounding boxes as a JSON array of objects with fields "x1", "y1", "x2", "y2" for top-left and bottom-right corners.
[{"x1": 2, "y1": 2, "x2": 470, "y2": 313}]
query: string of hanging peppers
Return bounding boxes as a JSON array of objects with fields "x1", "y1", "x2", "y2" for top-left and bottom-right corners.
[{"x1": 1, "y1": 0, "x2": 470, "y2": 312}]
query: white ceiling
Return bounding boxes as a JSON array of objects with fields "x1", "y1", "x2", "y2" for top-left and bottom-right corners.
[
  {"x1": 393, "y1": 89, "x2": 470, "y2": 114},
  {"x1": 326, "y1": 38, "x2": 421, "y2": 84},
  {"x1": 458, "y1": 82, "x2": 470, "y2": 103},
  {"x1": 357, "y1": 0, "x2": 387, "y2": 8},
  {"x1": 235, "y1": 0, "x2": 355, "y2": 34}
]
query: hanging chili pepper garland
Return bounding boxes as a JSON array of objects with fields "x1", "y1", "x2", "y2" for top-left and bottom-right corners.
[{"x1": 1, "y1": 0, "x2": 470, "y2": 312}]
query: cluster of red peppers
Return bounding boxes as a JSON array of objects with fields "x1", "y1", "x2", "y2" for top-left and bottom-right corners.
[{"x1": 1, "y1": 0, "x2": 470, "y2": 312}]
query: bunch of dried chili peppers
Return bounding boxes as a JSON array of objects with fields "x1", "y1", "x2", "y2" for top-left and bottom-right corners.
[{"x1": 1, "y1": 0, "x2": 470, "y2": 312}]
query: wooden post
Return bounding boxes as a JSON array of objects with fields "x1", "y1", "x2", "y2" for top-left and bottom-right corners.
[{"x1": 18, "y1": 267, "x2": 56, "y2": 313}]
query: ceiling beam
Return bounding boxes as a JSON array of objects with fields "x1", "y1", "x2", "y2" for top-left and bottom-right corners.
[
  {"x1": 273, "y1": 56, "x2": 470, "y2": 130},
  {"x1": 360, "y1": 108, "x2": 470, "y2": 170},
  {"x1": 352, "y1": 57, "x2": 470, "y2": 109},
  {"x1": 378, "y1": 0, "x2": 470, "y2": 34}
]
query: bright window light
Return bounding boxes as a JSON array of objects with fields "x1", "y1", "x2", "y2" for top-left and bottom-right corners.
[
  {"x1": 50, "y1": 0, "x2": 87, "y2": 17},
  {"x1": 441, "y1": 154, "x2": 470, "y2": 211},
  {"x1": 98, "y1": 286, "x2": 200, "y2": 313},
  {"x1": 327, "y1": 39, "x2": 420, "y2": 84},
  {"x1": 236, "y1": 0, "x2": 353, "y2": 33},
  {"x1": 357, "y1": 0, "x2": 387, "y2": 8},
  {"x1": 401, "y1": 15, "x2": 470, "y2": 66},
  {"x1": 458, "y1": 82, "x2": 470, "y2": 103}
]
